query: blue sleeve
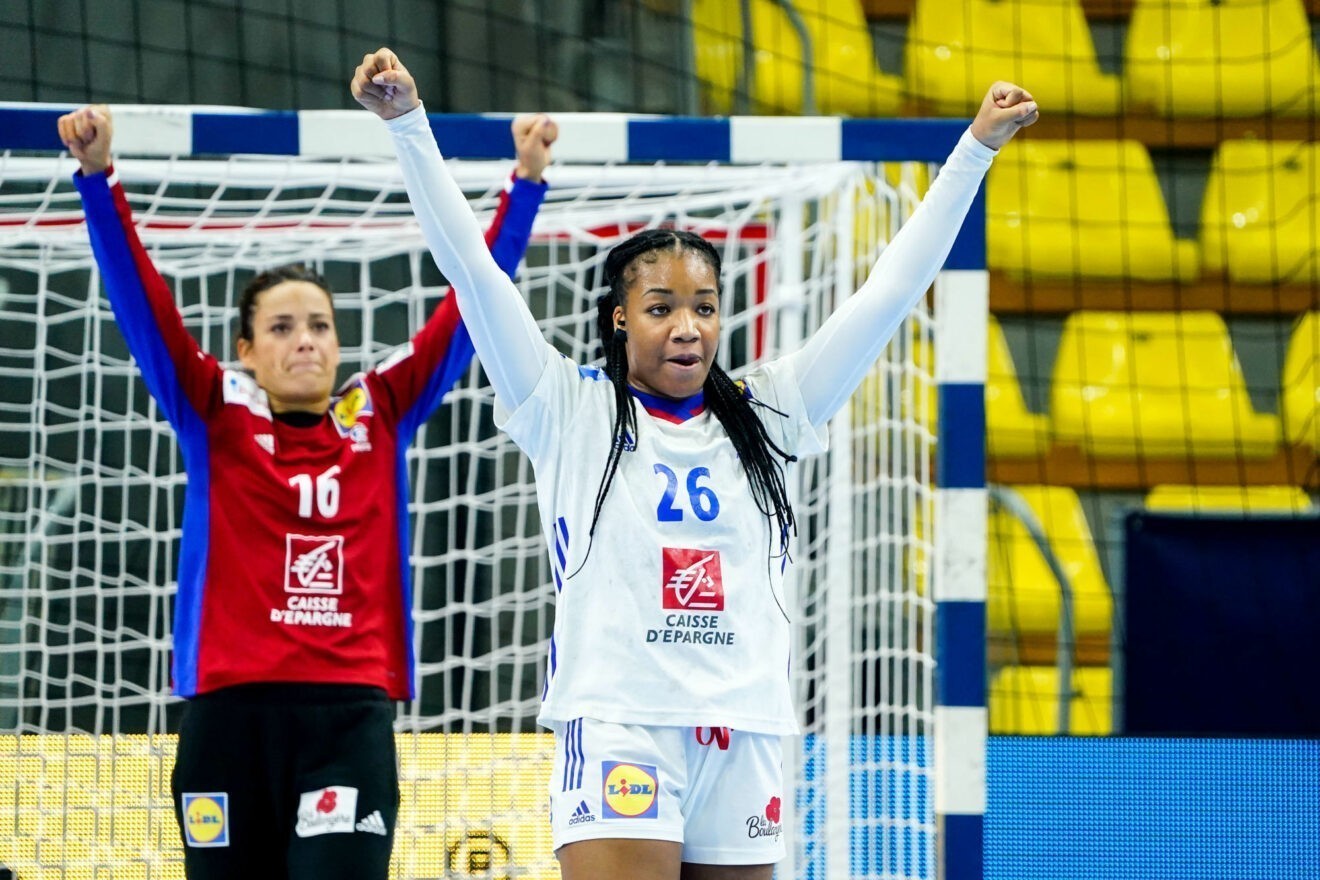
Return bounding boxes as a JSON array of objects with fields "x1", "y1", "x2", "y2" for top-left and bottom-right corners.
[
  {"x1": 487, "y1": 174, "x2": 547, "y2": 277},
  {"x1": 73, "y1": 168, "x2": 219, "y2": 427}
]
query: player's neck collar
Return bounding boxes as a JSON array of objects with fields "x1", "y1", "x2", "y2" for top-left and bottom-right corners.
[
  {"x1": 629, "y1": 387, "x2": 706, "y2": 424},
  {"x1": 272, "y1": 409, "x2": 323, "y2": 428}
]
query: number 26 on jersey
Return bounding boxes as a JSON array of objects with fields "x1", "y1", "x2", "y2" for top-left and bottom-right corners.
[{"x1": 654, "y1": 463, "x2": 720, "y2": 523}]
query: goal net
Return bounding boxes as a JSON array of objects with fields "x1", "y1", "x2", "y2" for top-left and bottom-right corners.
[{"x1": 0, "y1": 110, "x2": 962, "y2": 879}]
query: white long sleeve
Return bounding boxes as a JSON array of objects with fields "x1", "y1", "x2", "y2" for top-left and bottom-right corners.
[
  {"x1": 385, "y1": 104, "x2": 549, "y2": 411},
  {"x1": 787, "y1": 128, "x2": 997, "y2": 426}
]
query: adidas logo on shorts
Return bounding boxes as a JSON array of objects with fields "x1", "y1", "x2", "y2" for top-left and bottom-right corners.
[
  {"x1": 355, "y1": 810, "x2": 388, "y2": 836},
  {"x1": 568, "y1": 799, "x2": 596, "y2": 826}
]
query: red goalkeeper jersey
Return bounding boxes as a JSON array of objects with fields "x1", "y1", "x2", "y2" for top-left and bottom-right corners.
[{"x1": 74, "y1": 166, "x2": 545, "y2": 699}]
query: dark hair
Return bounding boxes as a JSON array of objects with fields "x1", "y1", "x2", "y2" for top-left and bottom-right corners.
[
  {"x1": 236, "y1": 263, "x2": 332, "y2": 343},
  {"x1": 581, "y1": 228, "x2": 798, "y2": 568}
]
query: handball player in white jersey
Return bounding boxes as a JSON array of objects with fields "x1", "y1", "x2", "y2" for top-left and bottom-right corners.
[{"x1": 353, "y1": 47, "x2": 1037, "y2": 880}]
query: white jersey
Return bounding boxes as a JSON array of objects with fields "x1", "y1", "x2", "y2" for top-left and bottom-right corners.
[
  {"x1": 384, "y1": 105, "x2": 996, "y2": 734},
  {"x1": 499, "y1": 356, "x2": 826, "y2": 735}
]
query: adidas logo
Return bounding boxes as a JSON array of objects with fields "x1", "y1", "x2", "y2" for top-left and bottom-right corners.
[
  {"x1": 355, "y1": 810, "x2": 388, "y2": 836},
  {"x1": 568, "y1": 799, "x2": 596, "y2": 826}
]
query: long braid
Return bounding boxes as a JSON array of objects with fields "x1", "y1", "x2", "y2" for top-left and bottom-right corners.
[
  {"x1": 566, "y1": 242, "x2": 649, "y2": 575},
  {"x1": 704, "y1": 362, "x2": 798, "y2": 556},
  {"x1": 576, "y1": 228, "x2": 798, "y2": 572},
  {"x1": 578, "y1": 297, "x2": 637, "y2": 560}
]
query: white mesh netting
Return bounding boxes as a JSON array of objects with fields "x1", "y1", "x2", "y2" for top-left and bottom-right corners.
[{"x1": 0, "y1": 147, "x2": 938, "y2": 879}]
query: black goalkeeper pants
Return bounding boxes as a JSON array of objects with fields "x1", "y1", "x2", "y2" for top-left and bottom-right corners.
[{"x1": 171, "y1": 683, "x2": 399, "y2": 880}]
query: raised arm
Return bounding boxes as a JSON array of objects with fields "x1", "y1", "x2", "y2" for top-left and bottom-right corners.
[
  {"x1": 351, "y1": 48, "x2": 550, "y2": 411},
  {"x1": 371, "y1": 120, "x2": 551, "y2": 434},
  {"x1": 486, "y1": 112, "x2": 554, "y2": 276},
  {"x1": 788, "y1": 83, "x2": 1038, "y2": 426},
  {"x1": 59, "y1": 105, "x2": 220, "y2": 425}
]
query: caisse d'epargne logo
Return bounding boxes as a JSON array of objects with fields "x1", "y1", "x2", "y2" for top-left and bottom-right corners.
[{"x1": 661, "y1": 548, "x2": 724, "y2": 611}]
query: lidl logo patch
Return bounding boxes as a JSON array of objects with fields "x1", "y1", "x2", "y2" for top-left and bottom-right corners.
[
  {"x1": 181, "y1": 792, "x2": 229, "y2": 847},
  {"x1": 601, "y1": 761, "x2": 658, "y2": 819}
]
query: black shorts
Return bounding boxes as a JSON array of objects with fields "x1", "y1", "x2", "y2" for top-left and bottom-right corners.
[{"x1": 171, "y1": 683, "x2": 399, "y2": 880}]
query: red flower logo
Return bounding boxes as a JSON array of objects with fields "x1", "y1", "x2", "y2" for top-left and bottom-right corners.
[
  {"x1": 316, "y1": 789, "x2": 337, "y2": 813},
  {"x1": 765, "y1": 796, "x2": 781, "y2": 824}
]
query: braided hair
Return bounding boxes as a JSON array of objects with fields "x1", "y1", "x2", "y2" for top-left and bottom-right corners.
[{"x1": 578, "y1": 228, "x2": 798, "y2": 570}]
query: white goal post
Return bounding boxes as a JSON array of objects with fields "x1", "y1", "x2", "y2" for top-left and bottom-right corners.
[{"x1": 0, "y1": 105, "x2": 988, "y2": 880}]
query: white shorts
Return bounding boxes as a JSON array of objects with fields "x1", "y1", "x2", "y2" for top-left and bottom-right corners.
[{"x1": 548, "y1": 718, "x2": 787, "y2": 865}]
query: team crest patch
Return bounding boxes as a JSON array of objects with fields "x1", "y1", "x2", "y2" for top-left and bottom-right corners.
[
  {"x1": 601, "y1": 762, "x2": 659, "y2": 819},
  {"x1": 181, "y1": 792, "x2": 229, "y2": 847},
  {"x1": 284, "y1": 534, "x2": 344, "y2": 594},
  {"x1": 295, "y1": 785, "x2": 359, "y2": 837},
  {"x1": 331, "y1": 385, "x2": 373, "y2": 433},
  {"x1": 661, "y1": 548, "x2": 724, "y2": 610}
]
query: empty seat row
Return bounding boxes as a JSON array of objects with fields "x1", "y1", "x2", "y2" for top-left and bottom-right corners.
[
  {"x1": 1054, "y1": 310, "x2": 1320, "y2": 454},
  {"x1": 911, "y1": 0, "x2": 1320, "y2": 118},
  {"x1": 989, "y1": 139, "x2": 1319, "y2": 284},
  {"x1": 693, "y1": 0, "x2": 905, "y2": 116},
  {"x1": 1052, "y1": 311, "x2": 1279, "y2": 457},
  {"x1": 693, "y1": 0, "x2": 1320, "y2": 119},
  {"x1": 868, "y1": 312, "x2": 1320, "y2": 457}
]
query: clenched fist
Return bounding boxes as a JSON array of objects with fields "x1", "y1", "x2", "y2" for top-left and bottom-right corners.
[{"x1": 969, "y1": 83, "x2": 1039, "y2": 150}]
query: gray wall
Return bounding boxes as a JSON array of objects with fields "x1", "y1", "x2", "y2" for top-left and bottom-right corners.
[{"x1": 2, "y1": 0, "x2": 692, "y2": 113}]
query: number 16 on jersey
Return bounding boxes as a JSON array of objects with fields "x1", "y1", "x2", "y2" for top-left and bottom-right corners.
[{"x1": 288, "y1": 466, "x2": 342, "y2": 519}]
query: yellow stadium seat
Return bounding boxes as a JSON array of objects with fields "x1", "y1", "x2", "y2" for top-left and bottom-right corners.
[
  {"x1": 989, "y1": 485, "x2": 1112, "y2": 639},
  {"x1": 988, "y1": 140, "x2": 1199, "y2": 282},
  {"x1": 691, "y1": 0, "x2": 903, "y2": 116},
  {"x1": 1051, "y1": 311, "x2": 1280, "y2": 457},
  {"x1": 990, "y1": 665, "x2": 1112, "y2": 735},
  {"x1": 906, "y1": 0, "x2": 1122, "y2": 115},
  {"x1": 692, "y1": 0, "x2": 743, "y2": 113},
  {"x1": 1282, "y1": 311, "x2": 1320, "y2": 447},
  {"x1": 1200, "y1": 141, "x2": 1320, "y2": 285},
  {"x1": 1146, "y1": 484, "x2": 1314, "y2": 513},
  {"x1": 987, "y1": 317, "x2": 1050, "y2": 457},
  {"x1": 1125, "y1": 0, "x2": 1320, "y2": 117},
  {"x1": 852, "y1": 318, "x2": 1049, "y2": 458}
]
